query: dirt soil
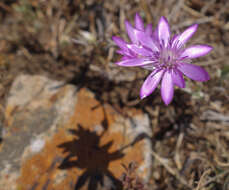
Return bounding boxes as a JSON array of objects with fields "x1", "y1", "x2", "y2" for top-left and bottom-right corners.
[{"x1": 0, "y1": 0, "x2": 229, "y2": 189}]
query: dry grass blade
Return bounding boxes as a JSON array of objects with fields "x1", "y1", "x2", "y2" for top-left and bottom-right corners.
[
  {"x1": 151, "y1": 150, "x2": 193, "y2": 189},
  {"x1": 200, "y1": 170, "x2": 229, "y2": 189},
  {"x1": 195, "y1": 169, "x2": 211, "y2": 190}
]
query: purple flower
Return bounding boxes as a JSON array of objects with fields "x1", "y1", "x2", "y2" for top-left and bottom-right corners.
[{"x1": 112, "y1": 13, "x2": 213, "y2": 105}]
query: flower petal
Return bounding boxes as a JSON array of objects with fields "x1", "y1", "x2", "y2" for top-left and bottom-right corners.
[
  {"x1": 115, "y1": 58, "x2": 152, "y2": 67},
  {"x1": 178, "y1": 63, "x2": 210, "y2": 81},
  {"x1": 125, "y1": 21, "x2": 139, "y2": 43},
  {"x1": 173, "y1": 24, "x2": 198, "y2": 47},
  {"x1": 181, "y1": 45, "x2": 213, "y2": 59},
  {"x1": 135, "y1": 13, "x2": 144, "y2": 30},
  {"x1": 136, "y1": 30, "x2": 158, "y2": 51},
  {"x1": 140, "y1": 69, "x2": 165, "y2": 99},
  {"x1": 116, "y1": 49, "x2": 135, "y2": 57},
  {"x1": 127, "y1": 44, "x2": 152, "y2": 56},
  {"x1": 161, "y1": 71, "x2": 174, "y2": 105},
  {"x1": 158, "y1": 16, "x2": 170, "y2": 46},
  {"x1": 112, "y1": 36, "x2": 128, "y2": 50},
  {"x1": 172, "y1": 69, "x2": 185, "y2": 88},
  {"x1": 145, "y1": 24, "x2": 153, "y2": 36},
  {"x1": 121, "y1": 56, "x2": 132, "y2": 61}
]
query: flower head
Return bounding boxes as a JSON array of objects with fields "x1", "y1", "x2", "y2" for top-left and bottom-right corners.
[{"x1": 112, "y1": 13, "x2": 213, "y2": 105}]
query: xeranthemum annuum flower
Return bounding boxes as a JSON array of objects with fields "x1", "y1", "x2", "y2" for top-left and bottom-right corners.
[{"x1": 112, "y1": 13, "x2": 213, "y2": 105}]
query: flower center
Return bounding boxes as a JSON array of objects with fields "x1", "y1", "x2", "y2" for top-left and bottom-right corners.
[{"x1": 157, "y1": 47, "x2": 179, "y2": 69}]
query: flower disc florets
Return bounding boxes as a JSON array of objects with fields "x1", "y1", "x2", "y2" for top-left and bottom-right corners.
[{"x1": 112, "y1": 13, "x2": 213, "y2": 105}]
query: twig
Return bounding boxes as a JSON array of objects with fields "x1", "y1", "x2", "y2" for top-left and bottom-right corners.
[
  {"x1": 175, "y1": 132, "x2": 184, "y2": 170},
  {"x1": 201, "y1": 0, "x2": 216, "y2": 14},
  {"x1": 215, "y1": 156, "x2": 229, "y2": 167},
  {"x1": 198, "y1": 58, "x2": 224, "y2": 66},
  {"x1": 168, "y1": 0, "x2": 184, "y2": 22},
  {"x1": 195, "y1": 169, "x2": 211, "y2": 190},
  {"x1": 200, "y1": 170, "x2": 229, "y2": 188},
  {"x1": 201, "y1": 110, "x2": 229, "y2": 122},
  {"x1": 182, "y1": 4, "x2": 204, "y2": 17},
  {"x1": 172, "y1": 17, "x2": 214, "y2": 30},
  {"x1": 151, "y1": 150, "x2": 193, "y2": 189}
]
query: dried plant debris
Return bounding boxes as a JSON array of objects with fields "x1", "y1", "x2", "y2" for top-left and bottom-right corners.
[{"x1": 120, "y1": 162, "x2": 148, "y2": 190}]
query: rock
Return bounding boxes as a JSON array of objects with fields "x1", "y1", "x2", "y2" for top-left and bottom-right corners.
[{"x1": 0, "y1": 74, "x2": 152, "y2": 190}]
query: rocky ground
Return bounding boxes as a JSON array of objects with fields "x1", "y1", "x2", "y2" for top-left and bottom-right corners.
[
  {"x1": 0, "y1": 0, "x2": 229, "y2": 190},
  {"x1": 0, "y1": 74, "x2": 152, "y2": 190}
]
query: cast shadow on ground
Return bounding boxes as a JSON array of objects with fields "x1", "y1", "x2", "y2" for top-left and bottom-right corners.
[
  {"x1": 58, "y1": 124, "x2": 123, "y2": 190},
  {"x1": 58, "y1": 123, "x2": 150, "y2": 190},
  {"x1": 139, "y1": 89, "x2": 194, "y2": 141}
]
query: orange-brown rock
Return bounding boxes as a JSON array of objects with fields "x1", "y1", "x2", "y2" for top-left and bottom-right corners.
[{"x1": 0, "y1": 75, "x2": 152, "y2": 190}]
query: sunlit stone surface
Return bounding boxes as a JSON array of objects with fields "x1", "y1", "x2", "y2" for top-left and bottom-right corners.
[{"x1": 0, "y1": 75, "x2": 152, "y2": 190}]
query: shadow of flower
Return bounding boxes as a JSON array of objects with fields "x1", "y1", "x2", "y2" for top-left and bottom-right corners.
[{"x1": 58, "y1": 124, "x2": 124, "y2": 190}]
